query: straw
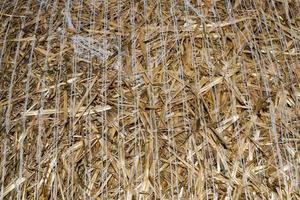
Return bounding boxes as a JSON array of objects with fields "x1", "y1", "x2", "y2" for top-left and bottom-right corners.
[{"x1": 1, "y1": 0, "x2": 299, "y2": 199}]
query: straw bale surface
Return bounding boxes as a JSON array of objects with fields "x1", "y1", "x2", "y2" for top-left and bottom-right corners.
[{"x1": 1, "y1": 0, "x2": 300, "y2": 199}]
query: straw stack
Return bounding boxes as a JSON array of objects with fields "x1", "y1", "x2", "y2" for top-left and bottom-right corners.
[{"x1": 1, "y1": 0, "x2": 299, "y2": 199}]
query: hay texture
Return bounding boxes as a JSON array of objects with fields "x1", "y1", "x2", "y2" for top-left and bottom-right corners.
[{"x1": 1, "y1": 0, "x2": 300, "y2": 199}]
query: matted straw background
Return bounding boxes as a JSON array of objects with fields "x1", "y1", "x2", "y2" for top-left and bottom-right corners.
[{"x1": 1, "y1": 0, "x2": 300, "y2": 199}]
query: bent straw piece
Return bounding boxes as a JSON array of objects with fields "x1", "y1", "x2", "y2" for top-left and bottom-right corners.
[{"x1": 3, "y1": 177, "x2": 26, "y2": 198}]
